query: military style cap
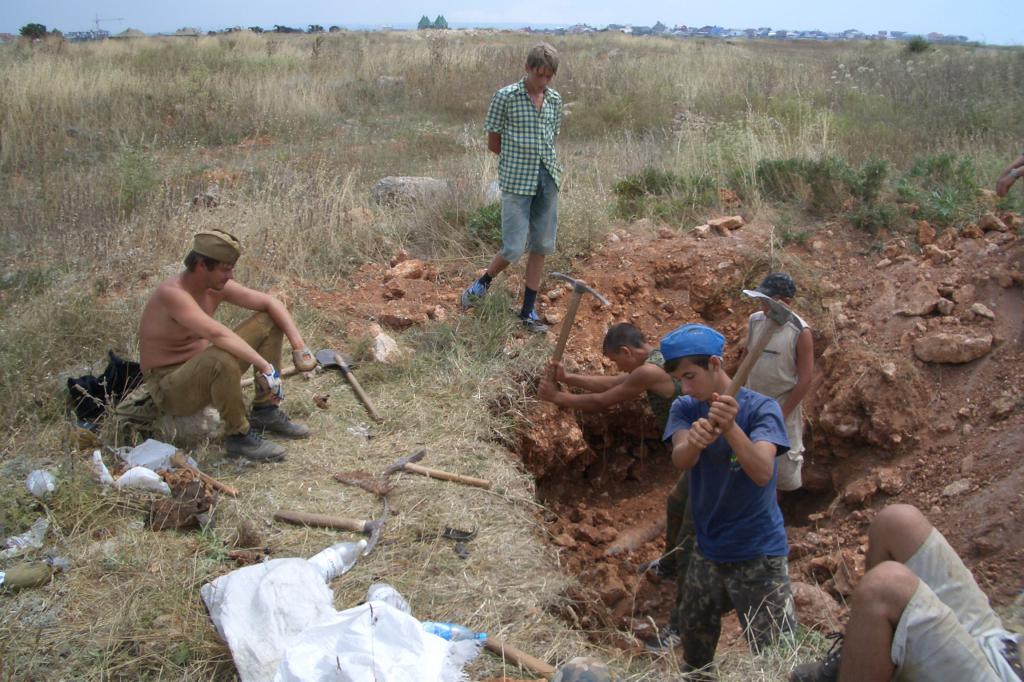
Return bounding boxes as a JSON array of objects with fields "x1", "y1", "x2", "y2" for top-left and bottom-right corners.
[
  {"x1": 755, "y1": 272, "x2": 796, "y2": 299},
  {"x1": 552, "y1": 656, "x2": 612, "y2": 682},
  {"x1": 192, "y1": 229, "x2": 241, "y2": 265},
  {"x1": 660, "y1": 323, "x2": 725, "y2": 361}
]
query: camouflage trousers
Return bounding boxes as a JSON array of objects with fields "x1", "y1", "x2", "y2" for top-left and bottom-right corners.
[
  {"x1": 665, "y1": 471, "x2": 697, "y2": 631},
  {"x1": 678, "y1": 550, "x2": 797, "y2": 675}
]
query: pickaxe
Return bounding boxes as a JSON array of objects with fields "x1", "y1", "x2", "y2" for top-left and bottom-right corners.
[
  {"x1": 691, "y1": 289, "x2": 799, "y2": 437},
  {"x1": 727, "y1": 289, "x2": 802, "y2": 397},
  {"x1": 274, "y1": 498, "x2": 389, "y2": 555},
  {"x1": 548, "y1": 273, "x2": 610, "y2": 372},
  {"x1": 384, "y1": 448, "x2": 491, "y2": 490}
]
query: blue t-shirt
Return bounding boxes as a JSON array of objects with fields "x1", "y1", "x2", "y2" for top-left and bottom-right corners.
[{"x1": 663, "y1": 387, "x2": 790, "y2": 563}]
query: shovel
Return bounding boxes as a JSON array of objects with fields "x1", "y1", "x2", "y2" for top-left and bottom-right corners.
[{"x1": 315, "y1": 349, "x2": 383, "y2": 423}]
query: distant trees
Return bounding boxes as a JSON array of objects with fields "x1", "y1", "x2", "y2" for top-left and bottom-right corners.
[
  {"x1": 19, "y1": 23, "x2": 49, "y2": 39},
  {"x1": 907, "y1": 35, "x2": 931, "y2": 53},
  {"x1": 273, "y1": 25, "x2": 302, "y2": 33},
  {"x1": 307, "y1": 24, "x2": 324, "y2": 33},
  {"x1": 417, "y1": 15, "x2": 449, "y2": 30},
  {"x1": 249, "y1": 26, "x2": 264, "y2": 33}
]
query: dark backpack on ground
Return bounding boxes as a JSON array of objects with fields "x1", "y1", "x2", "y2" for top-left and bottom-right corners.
[{"x1": 67, "y1": 351, "x2": 143, "y2": 423}]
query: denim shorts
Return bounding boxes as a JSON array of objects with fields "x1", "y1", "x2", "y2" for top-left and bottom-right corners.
[{"x1": 500, "y1": 164, "x2": 559, "y2": 262}]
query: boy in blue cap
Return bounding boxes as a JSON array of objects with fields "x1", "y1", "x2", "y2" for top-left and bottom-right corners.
[{"x1": 660, "y1": 323, "x2": 796, "y2": 677}]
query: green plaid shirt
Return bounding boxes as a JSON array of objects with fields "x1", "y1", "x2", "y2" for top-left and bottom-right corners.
[{"x1": 484, "y1": 78, "x2": 563, "y2": 195}]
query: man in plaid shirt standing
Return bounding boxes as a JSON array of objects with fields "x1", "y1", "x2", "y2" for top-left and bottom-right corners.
[{"x1": 461, "y1": 43, "x2": 564, "y2": 333}]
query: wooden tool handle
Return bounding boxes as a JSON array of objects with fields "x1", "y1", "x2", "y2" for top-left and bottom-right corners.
[
  {"x1": 726, "y1": 318, "x2": 783, "y2": 398},
  {"x1": 241, "y1": 364, "x2": 301, "y2": 388},
  {"x1": 550, "y1": 291, "x2": 583, "y2": 366},
  {"x1": 484, "y1": 637, "x2": 555, "y2": 680},
  {"x1": 170, "y1": 453, "x2": 238, "y2": 497},
  {"x1": 341, "y1": 370, "x2": 383, "y2": 423},
  {"x1": 403, "y1": 462, "x2": 492, "y2": 489},
  {"x1": 274, "y1": 510, "x2": 367, "y2": 533}
]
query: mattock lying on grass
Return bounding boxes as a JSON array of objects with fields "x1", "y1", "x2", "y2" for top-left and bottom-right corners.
[
  {"x1": 383, "y1": 448, "x2": 492, "y2": 490},
  {"x1": 273, "y1": 498, "x2": 389, "y2": 555}
]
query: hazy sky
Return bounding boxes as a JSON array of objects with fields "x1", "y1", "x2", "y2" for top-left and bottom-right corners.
[{"x1": 2, "y1": 0, "x2": 1020, "y2": 45}]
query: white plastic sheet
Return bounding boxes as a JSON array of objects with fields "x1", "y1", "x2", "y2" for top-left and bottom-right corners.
[
  {"x1": 274, "y1": 601, "x2": 479, "y2": 682},
  {"x1": 201, "y1": 558, "x2": 478, "y2": 682}
]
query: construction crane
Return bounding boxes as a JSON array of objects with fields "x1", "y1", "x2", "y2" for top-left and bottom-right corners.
[{"x1": 94, "y1": 13, "x2": 124, "y2": 32}]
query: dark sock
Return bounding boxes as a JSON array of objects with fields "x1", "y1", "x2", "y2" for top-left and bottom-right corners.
[
  {"x1": 520, "y1": 287, "x2": 538, "y2": 318},
  {"x1": 478, "y1": 273, "x2": 493, "y2": 287}
]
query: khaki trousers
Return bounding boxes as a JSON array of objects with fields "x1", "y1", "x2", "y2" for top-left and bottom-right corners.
[{"x1": 143, "y1": 312, "x2": 282, "y2": 435}]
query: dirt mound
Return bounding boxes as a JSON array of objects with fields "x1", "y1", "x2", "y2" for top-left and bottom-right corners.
[{"x1": 300, "y1": 212, "x2": 1024, "y2": 649}]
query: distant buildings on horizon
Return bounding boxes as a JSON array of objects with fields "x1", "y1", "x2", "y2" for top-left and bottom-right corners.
[{"x1": 15, "y1": 20, "x2": 974, "y2": 45}]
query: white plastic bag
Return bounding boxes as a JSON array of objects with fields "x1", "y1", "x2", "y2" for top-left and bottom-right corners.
[
  {"x1": 26, "y1": 470, "x2": 56, "y2": 498},
  {"x1": 0, "y1": 517, "x2": 49, "y2": 560},
  {"x1": 91, "y1": 450, "x2": 115, "y2": 485},
  {"x1": 114, "y1": 466, "x2": 171, "y2": 495},
  {"x1": 116, "y1": 439, "x2": 183, "y2": 471}
]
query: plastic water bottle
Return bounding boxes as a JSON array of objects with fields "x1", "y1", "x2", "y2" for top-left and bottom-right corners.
[
  {"x1": 421, "y1": 621, "x2": 487, "y2": 641},
  {"x1": 307, "y1": 539, "x2": 367, "y2": 581},
  {"x1": 367, "y1": 582, "x2": 411, "y2": 614}
]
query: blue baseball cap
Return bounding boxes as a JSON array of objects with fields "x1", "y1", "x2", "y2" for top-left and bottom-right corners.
[{"x1": 660, "y1": 324, "x2": 725, "y2": 361}]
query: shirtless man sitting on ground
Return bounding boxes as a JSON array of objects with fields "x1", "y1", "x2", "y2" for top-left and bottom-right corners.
[{"x1": 138, "y1": 229, "x2": 316, "y2": 462}]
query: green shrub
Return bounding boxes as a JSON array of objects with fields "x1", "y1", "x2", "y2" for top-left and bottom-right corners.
[
  {"x1": 849, "y1": 203, "x2": 897, "y2": 234},
  {"x1": 896, "y1": 154, "x2": 980, "y2": 226},
  {"x1": 611, "y1": 167, "x2": 716, "y2": 222},
  {"x1": 801, "y1": 157, "x2": 849, "y2": 215},
  {"x1": 845, "y1": 158, "x2": 888, "y2": 205},
  {"x1": 906, "y1": 36, "x2": 930, "y2": 54},
  {"x1": 755, "y1": 158, "x2": 806, "y2": 203},
  {"x1": 467, "y1": 201, "x2": 502, "y2": 245},
  {"x1": 612, "y1": 167, "x2": 682, "y2": 200},
  {"x1": 756, "y1": 157, "x2": 850, "y2": 215}
]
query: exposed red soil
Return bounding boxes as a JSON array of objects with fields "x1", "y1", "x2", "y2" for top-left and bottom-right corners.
[{"x1": 296, "y1": 209, "x2": 1024, "y2": 652}]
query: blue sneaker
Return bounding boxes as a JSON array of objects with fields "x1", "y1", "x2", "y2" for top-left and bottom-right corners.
[
  {"x1": 460, "y1": 279, "x2": 489, "y2": 309},
  {"x1": 520, "y1": 310, "x2": 549, "y2": 334}
]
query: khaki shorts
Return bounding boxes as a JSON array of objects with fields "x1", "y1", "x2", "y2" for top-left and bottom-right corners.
[{"x1": 891, "y1": 529, "x2": 1020, "y2": 681}]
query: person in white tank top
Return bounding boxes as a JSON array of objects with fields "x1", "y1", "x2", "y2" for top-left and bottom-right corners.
[{"x1": 742, "y1": 272, "x2": 814, "y2": 491}]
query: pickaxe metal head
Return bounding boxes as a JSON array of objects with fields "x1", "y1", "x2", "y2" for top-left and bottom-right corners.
[
  {"x1": 362, "y1": 497, "x2": 389, "y2": 555},
  {"x1": 383, "y1": 448, "x2": 426, "y2": 477},
  {"x1": 550, "y1": 272, "x2": 610, "y2": 306},
  {"x1": 741, "y1": 289, "x2": 800, "y2": 327}
]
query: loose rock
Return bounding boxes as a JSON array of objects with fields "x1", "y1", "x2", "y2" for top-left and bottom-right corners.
[{"x1": 913, "y1": 332, "x2": 993, "y2": 364}]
